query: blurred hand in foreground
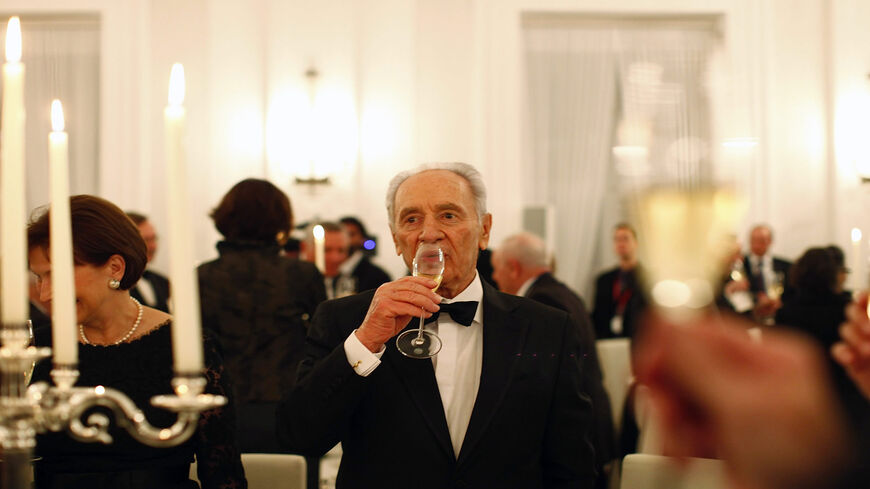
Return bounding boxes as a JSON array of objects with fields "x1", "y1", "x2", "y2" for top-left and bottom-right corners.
[{"x1": 634, "y1": 312, "x2": 855, "y2": 489}]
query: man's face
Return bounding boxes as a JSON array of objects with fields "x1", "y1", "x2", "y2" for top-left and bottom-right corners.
[
  {"x1": 749, "y1": 227, "x2": 771, "y2": 257},
  {"x1": 138, "y1": 221, "x2": 158, "y2": 263},
  {"x1": 391, "y1": 170, "x2": 492, "y2": 298},
  {"x1": 343, "y1": 223, "x2": 365, "y2": 252},
  {"x1": 613, "y1": 228, "x2": 637, "y2": 261},
  {"x1": 324, "y1": 231, "x2": 350, "y2": 278},
  {"x1": 490, "y1": 249, "x2": 518, "y2": 295}
]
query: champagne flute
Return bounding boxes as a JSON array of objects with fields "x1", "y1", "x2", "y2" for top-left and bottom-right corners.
[{"x1": 395, "y1": 243, "x2": 444, "y2": 358}]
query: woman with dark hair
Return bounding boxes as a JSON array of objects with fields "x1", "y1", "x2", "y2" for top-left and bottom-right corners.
[
  {"x1": 776, "y1": 246, "x2": 869, "y2": 423},
  {"x1": 197, "y1": 179, "x2": 326, "y2": 453},
  {"x1": 28, "y1": 195, "x2": 245, "y2": 489}
]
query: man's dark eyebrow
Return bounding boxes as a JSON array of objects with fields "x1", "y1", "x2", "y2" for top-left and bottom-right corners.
[{"x1": 397, "y1": 206, "x2": 421, "y2": 221}]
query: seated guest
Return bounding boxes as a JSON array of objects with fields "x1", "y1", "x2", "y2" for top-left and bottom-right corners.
[
  {"x1": 591, "y1": 223, "x2": 646, "y2": 339},
  {"x1": 126, "y1": 212, "x2": 171, "y2": 313},
  {"x1": 775, "y1": 247, "x2": 868, "y2": 424},
  {"x1": 491, "y1": 231, "x2": 615, "y2": 488},
  {"x1": 198, "y1": 179, "x2": 326, "y2": 453},
  {"x1": 28, "y1": 195, "x2": 245, "y2": 489},
  {"x1": 338, "y1": 216, "x2": 392, "y2": 293}
]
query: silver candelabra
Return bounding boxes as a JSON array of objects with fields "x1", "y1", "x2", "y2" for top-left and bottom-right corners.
[{"x1": 0, "y1": 325, "x2": 225, "y2": 488}]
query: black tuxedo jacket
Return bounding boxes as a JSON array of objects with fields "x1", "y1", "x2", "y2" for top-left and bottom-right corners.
[
  {"x1": 277, "y1": 280, "x2": 596, "y2": 489},
  {"x1": 350, "y1": 256, "x2": 391, "y2": 294},
  {"x1": 526, "y1": 273, "x2": 615, "y2": 469},
  {"x1": 743, "y1": 255, "x2": 792, "y2": 296},
  {"x1": 590, "y1": 267, "x2": 646, "y2": 340},
  {"x1": 130, "y1": 270, "x2": 171, "y2": 313}
]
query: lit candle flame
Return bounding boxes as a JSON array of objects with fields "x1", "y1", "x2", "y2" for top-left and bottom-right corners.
[
  {"x1": 51, "y1": 99, "x2": 65, "y2": 132},
  {"x1": 168, "y1": 63, "x2": 185, "y2": 107},
  {"x1": 312, "y1": 224, "x2": 325, "y2": 240},
  {"x1": 852, "y1": 227, "x2": 862, "y2": 243},
  {"x1": 5, "y1": 17, "x2": 21, "y2": 63}
]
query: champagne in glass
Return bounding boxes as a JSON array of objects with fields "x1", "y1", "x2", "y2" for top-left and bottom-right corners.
[{"x1": 396, "y1": 243, "x2": 444, "y2": 358}]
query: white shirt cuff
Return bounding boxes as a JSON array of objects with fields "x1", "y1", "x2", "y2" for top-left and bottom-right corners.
[{"x1": 343, "y1": 330, "x2": 385, "y2": 377}]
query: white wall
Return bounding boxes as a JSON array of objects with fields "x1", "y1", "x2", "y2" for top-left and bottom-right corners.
[{"x1": 9, "y1": 0, "x2": 870, "y2": 290}]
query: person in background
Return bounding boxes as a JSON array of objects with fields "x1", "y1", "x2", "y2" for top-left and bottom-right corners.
[
  {"x1": 826, "y1": 245, "x2": 851, "y2": 299},
  {"x1": 591, "y1": 223, "x2": 646, "y2": 339},
  {"x1": 775, "y1": 247, "x2": 869, "y2": 424},
  {"x1": 301, "y1": 222, "x2": 355, "y2": 299},
  {"x1": 491, "y1": 231, "x2": 615, "y2": 488},
  {"x1": 338, "y1": 216, "x2": 392, "y2": 294},
  {"x1": 278, "y1": 163, "x2": 597, "y2": 488},
  {"x1": 29, "y1": 195, "x2": 245, "y2": 489},
  {"x1": 126, "y1": 212, "x2": 171, "y2": 313},
  {"x1": 743, "y1": 224, "x2": 792, "y2": 322},
  {"x1": 198, "y1": 178, "x2": 326, "y2": 454}
]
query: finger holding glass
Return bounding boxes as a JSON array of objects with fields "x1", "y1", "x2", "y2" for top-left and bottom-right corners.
[{"x1": 396, "y1": 243, "x2": 445, "y2": 358}]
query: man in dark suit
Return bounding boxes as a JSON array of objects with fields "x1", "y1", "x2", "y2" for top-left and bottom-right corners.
[
  {"x1": 126, "y1": 212, "x2": 171, "y2": 313},
  {"x1": 278, "y1": 163, "x2": 596, "y2": 488},
  {"x1": 491, "y1": 231, "x2": 615, "y2": 488},
  {"x1": 743, "y1": 224, "x2": 792, "y2": 322},
  {"x1": 339, "y1": 217, "x2": 392, "y2": 294},
  {"x1": 591, "y1": 223, "x2": 646, "y2": 340}
]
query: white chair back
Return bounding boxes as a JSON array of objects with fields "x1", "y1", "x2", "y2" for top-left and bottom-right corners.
[
  {"x1": 619, "y1": 454, "x2": 728, "y2": 489},
  {"x1": 595, "y1": 337, "x2": 632, "y2": 428},
  {"x1": 190, "y1": 453, "x2": 307, "y2": 489}
]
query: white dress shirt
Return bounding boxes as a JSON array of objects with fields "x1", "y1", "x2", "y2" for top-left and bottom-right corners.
[{"x1": 344, "y1": 272, "x2": 484, "y2": 457}]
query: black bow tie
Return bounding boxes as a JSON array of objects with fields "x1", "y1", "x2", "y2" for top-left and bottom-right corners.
[{"x1": 424, "y1": 301, "x2": 478, "y2": 327}]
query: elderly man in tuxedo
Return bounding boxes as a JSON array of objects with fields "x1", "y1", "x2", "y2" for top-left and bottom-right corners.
[
  {"x1": 278, "y1": 163, "x2": 596, "y2": 488},
  {"x1": 743, "y1": 224, "x2": 792, "y2": 320},
  {"x1": 491, "y1": 231, "x2": 614, "y2": 488}
]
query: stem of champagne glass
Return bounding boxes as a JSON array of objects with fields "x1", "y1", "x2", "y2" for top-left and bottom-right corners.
[{"x1": 415, "y1": 307, "x2": 425, "y2": 344}]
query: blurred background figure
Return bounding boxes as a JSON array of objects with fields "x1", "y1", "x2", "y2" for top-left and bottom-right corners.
[
  {"x1": 301, "y1": 221, "x2": 354, "y2": 299},
  {"x1": 198, "y1": 178, "x2": 326, "y2": 453},
  {"x1": 126, "y1": 212, "x2": 171, "y2": 313},
  {"x1": 716, "y1": 234, "x2": 754, "y2": 317},
  {"x1": 29, "y1": 195, "x2": 245, "y2": 489},
  {"x1": 744, "y1": 223, "x2": 792, "y2": 323},
  {"x1": 338, "y1": 216, "x2": 391, "y2": 294},
  {"x1": 775, "y1": 246, "x2": 869, "y2": 425},
  {"x1": 491, "y1": 231, "x2": 614, "y2": 488},
  {"x1": 591, "y1": 223, "x2": 646, "y2": 339}
]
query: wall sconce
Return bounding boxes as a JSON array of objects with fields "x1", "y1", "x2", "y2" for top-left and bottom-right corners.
[{"x1": 294, "y1": 67, "x2": 331, "y2": 187}]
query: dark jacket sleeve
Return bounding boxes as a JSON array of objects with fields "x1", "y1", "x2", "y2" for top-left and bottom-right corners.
[
  {"x1": 542, "y1": 311, "x2": 598, "y2": 488},
  {"x1": 275, "y1": 295, "x2": 371, "y2": 456}
]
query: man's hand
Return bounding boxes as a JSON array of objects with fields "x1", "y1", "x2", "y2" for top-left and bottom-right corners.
[
  {"x1": 832, "y1": 293, "x2": 870, "y2": 400},
  {"x1": 355, "y1": 276, "x2": 441, "y2": 352},
  {"x1": 635, "y1": 312, "x2": 852, "y2": 489}
]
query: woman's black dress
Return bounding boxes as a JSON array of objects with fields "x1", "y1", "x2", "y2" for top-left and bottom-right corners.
[{"x1": 31, "y1": 322, "x2": 247, "y2": 489}]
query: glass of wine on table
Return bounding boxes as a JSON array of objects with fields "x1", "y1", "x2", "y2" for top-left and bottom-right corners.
[{"x1": 396, "y1": 243, "x2": 445, "y2": 358}]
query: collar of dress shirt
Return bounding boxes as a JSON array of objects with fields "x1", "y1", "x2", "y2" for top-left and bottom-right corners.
[
  {"x1": 441, "y1": 271, "x2": 484, "y2": 325},
  {"x1": 515, "y1": 275, "x2": 539, "y2": 298},
  {"x1": 339, "y1": 250, "x2": 364, "y2": 275}
]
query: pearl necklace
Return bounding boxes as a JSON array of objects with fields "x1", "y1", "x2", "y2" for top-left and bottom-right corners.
[{"x1": 79, "y1": 297, "x2": 144, "y2": 346}]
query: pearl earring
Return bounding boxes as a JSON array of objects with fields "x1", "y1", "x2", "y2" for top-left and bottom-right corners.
[{"x1": 108, "y1": 278, "x2": 121, "y2": 290}]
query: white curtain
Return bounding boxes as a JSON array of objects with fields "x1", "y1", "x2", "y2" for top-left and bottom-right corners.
[
  {"x1": 1, "y1": 15, "x2": 100, "y2": 215},
  {"x1": 522, "y1": 17, "x2": 718, "y2": 299}
]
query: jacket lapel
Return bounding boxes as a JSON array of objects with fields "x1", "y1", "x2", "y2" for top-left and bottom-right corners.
[
  {"x1": 456, "y1": 281, "x2": 526, "y2": 465},
  {"x1": 384, "y1": 325, "x2": 454, "y2": 460}
]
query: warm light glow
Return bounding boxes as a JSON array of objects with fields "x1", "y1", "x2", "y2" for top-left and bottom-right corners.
[
  {"x1": 51, "y1": 99, "x2": 65, "y2": 132},
  {"x1": 721, "y1": 137, "x2": 758, "y2": 148},
  {"x1": 5, "y1": 17, "x2": 21, "y2": 63},
  {"x1": 168, "y1": 63, "x2": 185, "y2": 107},
  {"x1": 312, "y1": 225, "x2": 325, "y2": 241},
  {"x1": 852, "y1": 228, "x2": 862, "y2": 243},
  {"x1": 95, "y1": 385, "x2": 106, "y2": 396}
]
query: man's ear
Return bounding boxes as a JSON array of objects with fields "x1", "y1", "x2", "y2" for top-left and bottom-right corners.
[{"x1": 478, "y1": 213, "x2": 493, "y2": 250}]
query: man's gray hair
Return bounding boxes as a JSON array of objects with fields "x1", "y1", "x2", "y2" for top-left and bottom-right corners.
[
  {"x1": 499, "y1": 232, "x2": 550, "y2": 268},
  {"x1": 385, "y1": 162, "x2": 487, "y2": 230}
]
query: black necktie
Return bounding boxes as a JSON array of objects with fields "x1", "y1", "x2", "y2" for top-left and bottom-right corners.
[{"x1": 423, "y1": 301, "x2": 478, "y2": 327}]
